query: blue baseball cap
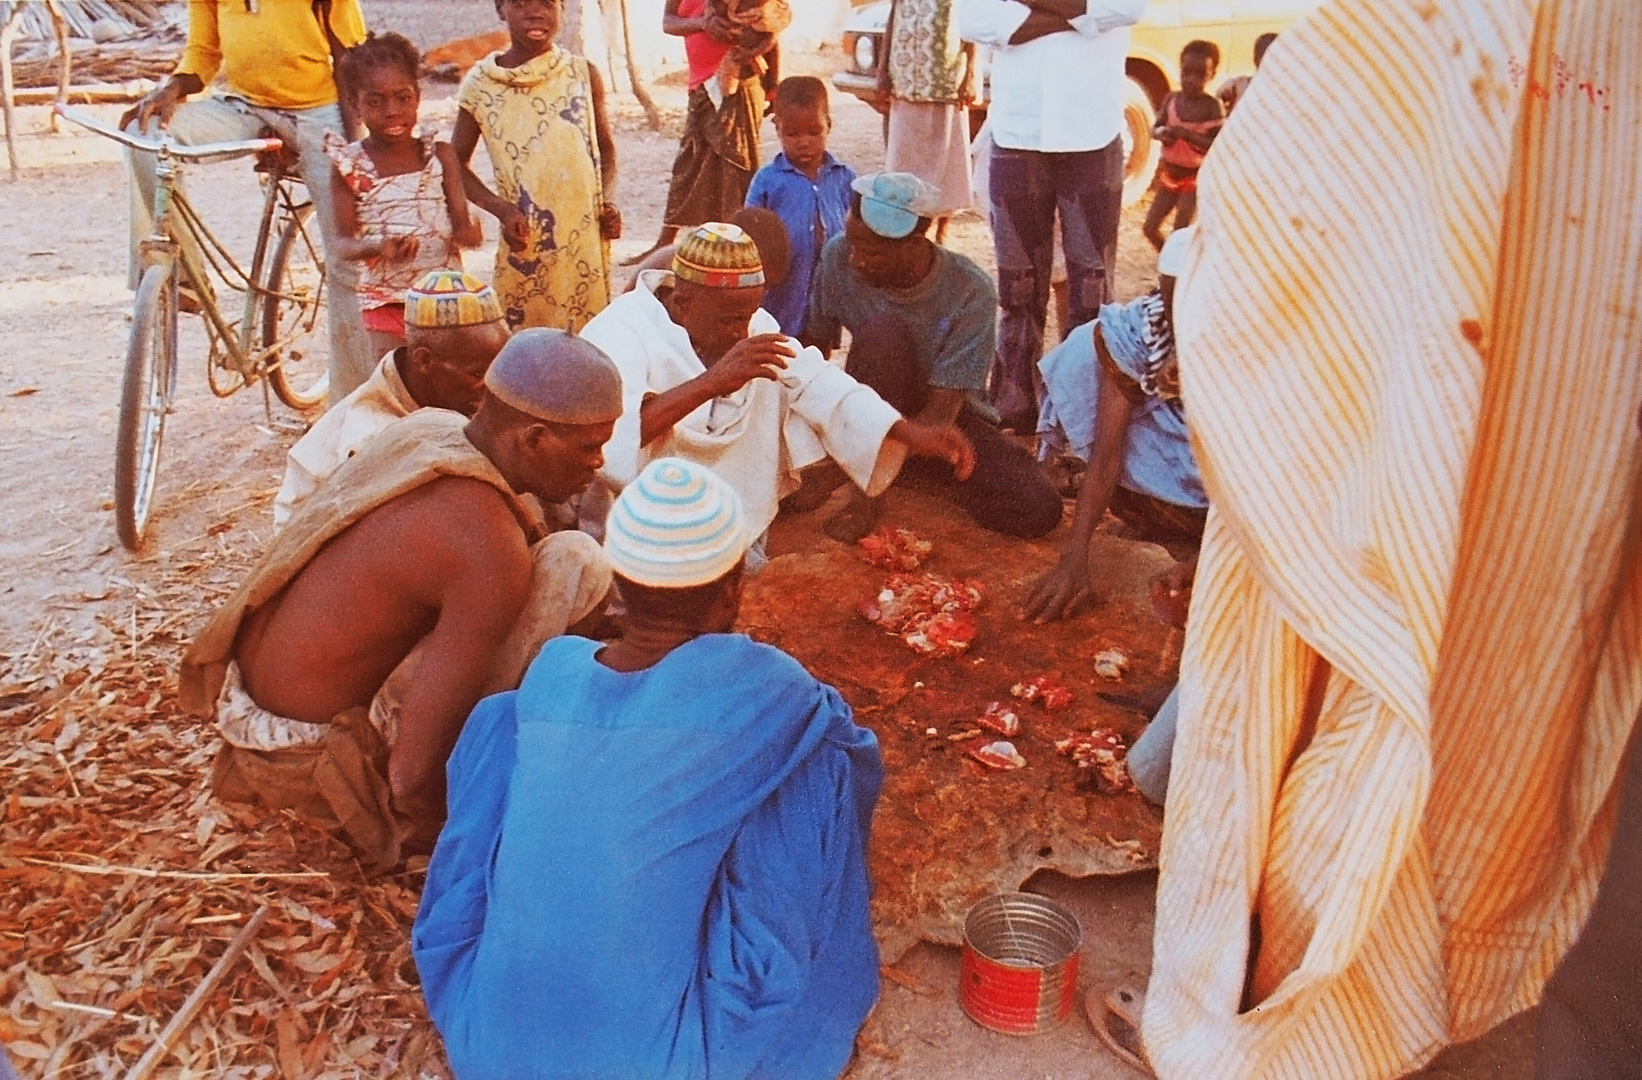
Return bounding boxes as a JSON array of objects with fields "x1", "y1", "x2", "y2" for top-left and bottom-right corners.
[{"x1": 851, "y1": 172, "x2": 942, "y2": 240}]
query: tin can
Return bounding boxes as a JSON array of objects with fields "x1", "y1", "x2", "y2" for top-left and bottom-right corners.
[{"x1": 959, "y1": 892, "x2": 1082, "y2": 1035}]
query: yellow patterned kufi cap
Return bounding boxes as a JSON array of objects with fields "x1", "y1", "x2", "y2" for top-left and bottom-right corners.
[
  {"x1": 405, "y1": 270, "x2": 505, "y2": 328},
  {"x1": 672, "y1": 223, "x2": 766, "y2": 289}
]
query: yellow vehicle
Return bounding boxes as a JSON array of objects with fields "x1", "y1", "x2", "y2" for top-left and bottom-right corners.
[{"x1": 834, "y1": 0, "x2": 1320, "y2": 203}]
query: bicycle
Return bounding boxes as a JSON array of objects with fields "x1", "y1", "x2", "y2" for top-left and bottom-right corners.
[{"x1": 56, "y1": 105, "x2": 332, "y2": 551}]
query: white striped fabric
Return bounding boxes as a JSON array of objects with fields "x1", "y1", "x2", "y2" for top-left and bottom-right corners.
[{"x1": 1146, "y1": 1, "x2": 1642, "y2": 1076}]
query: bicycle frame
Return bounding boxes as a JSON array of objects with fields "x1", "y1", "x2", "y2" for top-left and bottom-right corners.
[
  {"x1": 142, "y1": 143, "x2": 317, "y2": 393},
  {"x1": 56, "y1": 106, "x2": 320, "y2": 401}
]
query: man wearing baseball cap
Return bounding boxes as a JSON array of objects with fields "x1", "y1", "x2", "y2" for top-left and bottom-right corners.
[
  {"x1": 803, "y1": 171, "x2": 1064, "y2": 541},
  {"x1": 183, "y1": 329, "x2": 624, "y2": 866},
  {"x1": 273, "y1": 270, "x2": 512, "y2": 528},
  {"x1": 416, "y1": 457, "x2": 883, "y2": 1080}
]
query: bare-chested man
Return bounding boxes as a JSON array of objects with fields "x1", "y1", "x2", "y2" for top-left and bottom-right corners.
[{"x1": 181, "y1": 328, "x2": 624, "y2": 865}]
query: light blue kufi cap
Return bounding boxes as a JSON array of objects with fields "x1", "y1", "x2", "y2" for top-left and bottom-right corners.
[{"x1": 604, "y1": 458, "x2": 748, "y2": 587}]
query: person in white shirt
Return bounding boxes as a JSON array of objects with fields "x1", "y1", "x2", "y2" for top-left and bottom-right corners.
[
  {"x1": 954, "y1": 0, "x2": 1144, "y2": 432},
  {"x1": 579, "y1": 222, "x2": 973, "y2": 559},
  {"x1": 273, "y1": 270, "x2": 510, "y2": 528}
]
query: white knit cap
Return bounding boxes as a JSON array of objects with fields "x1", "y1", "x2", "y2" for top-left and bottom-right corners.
[
  {"x1": 604, "y1": 458, "x2": 748, "y2": 587},
  {"x1": 1157, "y1": 224, "x2": 1196, "y2": 278}
]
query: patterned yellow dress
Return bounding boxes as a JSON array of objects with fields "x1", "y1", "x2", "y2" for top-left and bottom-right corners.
[{"x1": 458, "y1": 48, "x2": 609, "y2": 331}]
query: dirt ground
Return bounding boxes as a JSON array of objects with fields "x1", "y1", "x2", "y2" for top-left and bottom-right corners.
[{"x1": 0, "y1": 7, "x2": 1533, "y2": 1078}]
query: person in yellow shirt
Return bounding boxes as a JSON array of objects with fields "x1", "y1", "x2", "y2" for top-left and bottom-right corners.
[{"x1": 120, "y1": 0, "x2": 375, "y2": 403}]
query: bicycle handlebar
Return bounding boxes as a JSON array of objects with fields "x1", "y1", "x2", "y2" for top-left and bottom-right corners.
[{"x1": 54, "y1": 105, "x2": 284, "y2": 161}]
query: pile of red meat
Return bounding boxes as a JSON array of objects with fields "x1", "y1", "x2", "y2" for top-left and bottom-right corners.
[
  {"x1": 856, "y1": 527, "x2": 934, "y2": 571},
  {"x1": 858, "y1": 572, "x2": 983, "y2": 658},
  {"x1": 1054, "y1": 728, "x2": 1135, "y2": 795}
]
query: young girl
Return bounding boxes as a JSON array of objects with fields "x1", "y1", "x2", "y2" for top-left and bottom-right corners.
[
  {"x1": 454, "y1": 0, "x2": 621, "y2": 333},
  {"x1": 328, "y1": 33, "x2": 483, "y2": 360},
  {"x1": 1143, "y1": 40, "x2": 1225, "y2": 251}
]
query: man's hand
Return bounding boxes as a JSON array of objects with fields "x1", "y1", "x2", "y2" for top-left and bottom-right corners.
[
  {"x1": 892, "y1": 420, "x2": 975, "y2": 480},
  {"x1": 598, "y1": 202, "x2": 623, "y2": 241},
  {"x1": 1020, "y1": 551, "x2": 1092, "y2": 623},
  {"x1": 119, "y1": 76, "x2": 196, "y2": 133},
  {"x1": 704, "y1": 334, "x2": 794, "y2": 395},
  {"x1": 703, "y1": 10, "x2": 735, "y2": 42},
  {"x1": 497, "y1": 204, "x2": 530, "y2": 252}
]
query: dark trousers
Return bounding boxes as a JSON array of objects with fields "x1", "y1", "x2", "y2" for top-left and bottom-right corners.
[
  {"x1": 988, "y1": 138, "x2": 1124, "y2": 426},
  {"x1": 1536, "y1": 717, "x2": 1642, "y2": 1080},
  {"x1": 1109, "y1": 486, "x2": 1208, "y2": 544},
  {"x1": 847, "y1": 314, "x2": 1063, "y2": 540}
]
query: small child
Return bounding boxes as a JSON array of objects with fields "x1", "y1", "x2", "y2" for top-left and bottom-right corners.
[
  {"x1": 454, "y1": 0, "x2": 621, "y2": 332},
  {"x1": 1143, "y1": 40, "x2": 1225, "y2": 251},
  {"x1": 744, "y1": 76, "x2": 854, "y2": 337},
  {"x1": 328, "y1": 33, "x2": 483, "y2": 360},
  {"x1": 1218, "y1": 31, "x2": 1277, "y2": 116},
  {"x1": 708, "y1": 0, "x2": 791, "y2": 107}
]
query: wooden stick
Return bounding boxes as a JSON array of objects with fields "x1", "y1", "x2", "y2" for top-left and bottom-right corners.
[
  {"x1": 23, "y1": 857, "x2": 328, "y2": 881},
  {"x1": 45, "y1": 0, "x2": 68, "y2": 131},
  {"x1": 618, "y1": 0, "x2": 661, "y2": 132},
  {"x1": 2, "y1": 1, "x2": 26, "y2": 181},
  {"x1": 121, "y1": 904, "x2": 270, "y2": 1080}
]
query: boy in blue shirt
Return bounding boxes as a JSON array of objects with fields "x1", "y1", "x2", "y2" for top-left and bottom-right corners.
[{"x1": 745, "y1": 76, "x2": 855, "y2": 336}]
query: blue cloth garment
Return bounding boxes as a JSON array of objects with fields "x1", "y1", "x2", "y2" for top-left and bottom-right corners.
[
  {"x1": 413, "y1": 634, "x2": 883, "y2": 1080},
  {"x1": 744, "y1": 151, "x2": 855, "y2": 337},
  {"x1": 1035, "y1": 294, "x2": 1207, "y2": 509}
]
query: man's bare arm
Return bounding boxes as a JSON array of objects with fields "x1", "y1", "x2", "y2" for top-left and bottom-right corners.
[
  {"x1": 1010, "y1": 10, "x2": 1076, "y2": 44},
  {"x1": 1020, "y1": 353, "x2": 1136, "y2": 622},
  {"x1": 387, "y1": 482, "x2": 534, "y2": 845},
  {"x1": 638, "y1": 335, "x2": 794, "y2": 446}
]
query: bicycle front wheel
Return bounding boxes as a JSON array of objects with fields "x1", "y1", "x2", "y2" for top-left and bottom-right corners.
[
  {"x1": 114, "y1": 264, "x2": 179, "y2": 551},
  {"x1": 263, "y1": 203, "x2": 330, "y2": 411}
]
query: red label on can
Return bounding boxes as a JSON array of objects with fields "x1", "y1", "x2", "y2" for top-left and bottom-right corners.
[{"x1": 959, "y1": 945, "x2": 1079, "y2": 1035}]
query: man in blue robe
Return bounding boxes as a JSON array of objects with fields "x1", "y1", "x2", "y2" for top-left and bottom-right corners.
[{"x1": 413, "y1": 457, "x2": 883, "y2": 1080}]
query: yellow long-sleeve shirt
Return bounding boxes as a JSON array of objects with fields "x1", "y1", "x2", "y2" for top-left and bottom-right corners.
[{"x1": 175, "y1": 0, "x2": 368, "y2": 111}]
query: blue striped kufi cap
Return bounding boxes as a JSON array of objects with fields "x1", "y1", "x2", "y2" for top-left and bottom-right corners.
[{"x1": 605, "y1": 458, "x2": 748, "y2": 587}]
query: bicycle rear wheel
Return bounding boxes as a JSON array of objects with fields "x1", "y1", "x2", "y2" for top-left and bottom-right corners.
[
  {"x1": 263, "y1": 202, "x2": 329, "y2": 411},
  {"x1": 114, "y1": 264, "x2": 179, "y2": 551}
]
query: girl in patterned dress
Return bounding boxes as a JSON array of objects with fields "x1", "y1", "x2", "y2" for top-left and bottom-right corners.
[
  {"x1": 328, "y1": 33, "x2": 484, "y2": 359},
  {"x1": 454, "y1": 0, "x2": 621, "y2": 333}
]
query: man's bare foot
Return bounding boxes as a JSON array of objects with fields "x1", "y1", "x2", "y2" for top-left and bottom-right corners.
[{"x1": 780, "y1": 461, "x2": 849, "y2": 515}]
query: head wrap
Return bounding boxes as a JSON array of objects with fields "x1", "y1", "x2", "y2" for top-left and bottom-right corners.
[
  {"x1": 672, "y1": 223, "x2": 766, "y2": 289},
  {"x1": 851, "y1": 172, "x2": 941, "y2": 239},
  {"x1": 605, "y1": 458, "x2": 748, "y2": 588},
  {"x1": 1157, "y1": 225, "x2": 1196, "y2": 278},
  {"x1": 483, "y1": 328, "x2": 623, "y2": 425},
  {"x1": 405, "y1": 270, "x2": 506, "y2": 328}
]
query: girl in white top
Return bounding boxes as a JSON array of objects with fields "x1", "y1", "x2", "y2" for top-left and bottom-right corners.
[{"x1": 328, "y1": 33, "x2": 483, "y2": 357}]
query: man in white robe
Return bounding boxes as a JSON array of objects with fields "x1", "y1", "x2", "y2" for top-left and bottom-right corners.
[{"x1": 579, "y1": 222, "x2": 973, "y2": 554}]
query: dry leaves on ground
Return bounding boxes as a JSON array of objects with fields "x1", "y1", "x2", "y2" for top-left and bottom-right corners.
[{"x1": 1, "y1": 540, "x2": 449, "y2": 1080}]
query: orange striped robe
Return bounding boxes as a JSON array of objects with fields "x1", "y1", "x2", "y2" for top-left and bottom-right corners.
[{"x1": 1146, "y1": 1, "x2": 1642, "y2": 1076}]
